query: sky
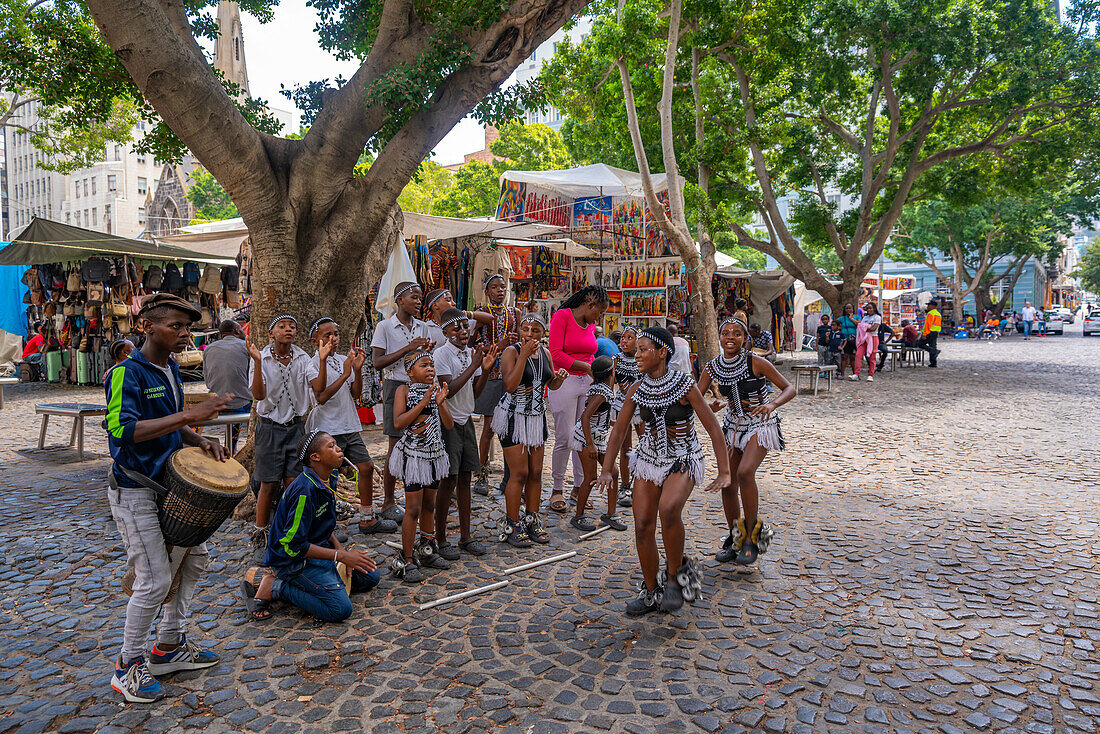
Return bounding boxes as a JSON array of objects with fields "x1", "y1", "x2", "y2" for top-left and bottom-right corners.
[{"x1": 236, "y1": 0, "x2": 486, "y2": 166}]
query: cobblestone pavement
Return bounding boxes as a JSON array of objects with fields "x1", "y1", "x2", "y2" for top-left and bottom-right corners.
[{"x1": 1, "y1": 326, "x2": 1099, "y2": 734}]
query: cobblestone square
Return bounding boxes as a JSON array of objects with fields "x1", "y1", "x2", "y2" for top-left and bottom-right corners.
[{"x1": 1, "y1": 331, "x2": 1098, "y2": 733}]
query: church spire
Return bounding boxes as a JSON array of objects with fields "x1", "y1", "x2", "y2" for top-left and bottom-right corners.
[{"x1": 213, "y1": 1, "x2": 250, "y2": 97}]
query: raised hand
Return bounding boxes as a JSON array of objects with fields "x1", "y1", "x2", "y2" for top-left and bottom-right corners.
[
  {"x1": 480, "y1": 344, "x2": 499, "y2": 371},
  {"x1": 435, "y1": 382, "x2": 449, "y2": 404},
  {"x1": 318, "y1": 333, "x2": 336, "y2": 360},
  {"x1": 409, "y1": 336, "x2": 431, "y2": 351},
  {"x1": 519, "y1": 338, "x2": 539, "y2": 359},
  {"x1": 246, "y1": 342, "x2": 262, "y2": 361}
]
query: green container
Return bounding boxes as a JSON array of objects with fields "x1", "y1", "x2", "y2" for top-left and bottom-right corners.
[
  {"x1": 62, "y1": 350, "x2": 71, "y2": 367},
  {"x1": 45, "y1": 351, "x2": 62, "y2": 382},
  {"x1": 77, "y1": 352, "x2": 90, "y2": 384}
]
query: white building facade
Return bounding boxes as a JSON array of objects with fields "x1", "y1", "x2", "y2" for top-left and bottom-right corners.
[{"x1": 3, "y1": 99, "x2": 68, "y2": 237}]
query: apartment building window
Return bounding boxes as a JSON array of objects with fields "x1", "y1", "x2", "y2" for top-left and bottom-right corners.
[
  {"x1": 105, "y1": 204, "x2": 112, "y2": 234},
  {"x1": 83, "y1": 210, "x2": 89, "y2": 227},
  {"x1": 137, "y1": 120, "x2": 146, "y2": 132},
  {"x1": 137, "y1": 177, "x2": 147, "y2": 195},
  {"x1": 108, "y1": 174, "x2": 117, "y2": 191},
  {"x1": 138, "y1": 207, "x2": 146, "y2": 224},
  {"x1": 137, "y1": 154, "x2": 146, "y2": 165},
  {"x1": 91, "y1": 177, "x2": 96, "y2": 195},
  {"x1": 65, "y1": 213, "x2": 71, "y2": 225},
  {"x1": 83, "y1": 179, "x2": 88, "y2": 196},
  {"x1": 75, "y1": 181, "x2": 80, "y2": 198},
  {"x1": 92, "y1": 208, "x2": 97, "y2": 226}
]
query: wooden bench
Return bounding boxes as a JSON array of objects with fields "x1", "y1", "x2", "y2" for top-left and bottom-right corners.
[
  {"x1": 791, "y1": 364, "x2": 837, "y2": 396},
  {"x1": 0, "y1": 377, "x2": 18, "y2": 409},
  {"x1": 35, "y1": 403, "x2": 108, "y2": 461},
  {"x1": 902, "y1": 346, "x2": 926, "y2": 366}
]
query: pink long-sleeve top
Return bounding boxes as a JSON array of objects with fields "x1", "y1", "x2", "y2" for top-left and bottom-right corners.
[{"x1": 549, "y1": 308, "x2": 597, "y2": 374}]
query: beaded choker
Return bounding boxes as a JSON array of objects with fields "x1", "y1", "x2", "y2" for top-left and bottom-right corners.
[
  {"x1": 632, "y1": 368, "x2": 693, "y2": 409},
  {"x1": 706, "y1": 351, "x2": 750, "y2": 386}
]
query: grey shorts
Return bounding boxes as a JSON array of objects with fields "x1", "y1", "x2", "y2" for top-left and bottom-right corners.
[
  {"x1": 333, "y1": 431, "x2": 372, "y2": 466},
  {"x1": 443, "y1": 420, "x2": 481, "y2": 476},
  {"x1": 254, "y1": 417, "x2": 304, "y2": 483},
  {"x1": 474, "y1": 379, "x2": 505, "y2": 417},
  {"x1": 382, "y1": 379, "x2": 404, "y2": 438}
]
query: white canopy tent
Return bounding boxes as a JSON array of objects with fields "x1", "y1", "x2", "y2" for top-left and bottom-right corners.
[
  {"x1": 401, "y1": 212, "x2": 570, "y2": 243},
  {"x1": 499, "y1": 163, "x2": 670, "y2": 198}
]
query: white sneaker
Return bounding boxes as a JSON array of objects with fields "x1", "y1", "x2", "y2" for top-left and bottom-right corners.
[
  {"x1": 866, "y1": 376, "x2": 874, "y2": 382},
  {"x1": 848, "y1": 375, "x2": 859, "y2": 381}
]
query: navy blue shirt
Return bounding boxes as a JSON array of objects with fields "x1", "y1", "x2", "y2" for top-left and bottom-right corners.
[
  {"x1": 826, "y1": 331, "x2": 845, "y2": 353},
  {"x1": 105, "y1": 350, "x2": 185, "y2": 487},
  {"x1": 265, "y1": 468, "x2": 337, "y2": 569}
]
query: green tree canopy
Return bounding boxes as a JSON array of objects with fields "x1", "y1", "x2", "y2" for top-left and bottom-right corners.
[
  {"x1": 1076, "y1": 240, "x2": 1100, "y2": 294},
  {"x1": 186, "y1": 167, "x2": 240, "y2": 223}
]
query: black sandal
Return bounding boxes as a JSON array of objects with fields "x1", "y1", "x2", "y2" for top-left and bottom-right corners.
[{"x1": 240, "y1": 579, "x2": 274, "y2": 621}]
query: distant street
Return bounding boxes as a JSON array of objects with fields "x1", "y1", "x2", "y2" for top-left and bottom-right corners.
[{"x1": 1, "y1": 330, "x2": 1098, "y2": 733}]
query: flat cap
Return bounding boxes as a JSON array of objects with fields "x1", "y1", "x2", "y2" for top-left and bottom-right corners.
[{"x1": 138, "y1": 292, "x2": 201, "y2": 321}]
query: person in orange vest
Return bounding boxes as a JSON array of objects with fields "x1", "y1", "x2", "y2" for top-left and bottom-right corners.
[{"x1": 918, "y1": 300, "x2": 942, "y2": 367}]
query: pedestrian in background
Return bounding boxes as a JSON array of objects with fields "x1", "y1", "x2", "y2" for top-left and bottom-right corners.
[
  {"x1": 918, "y1": 300, "x2": 942, "y2": 367},
  {"x1": 1021, "y1": 301, "x2": 1036, "y2": 340}
]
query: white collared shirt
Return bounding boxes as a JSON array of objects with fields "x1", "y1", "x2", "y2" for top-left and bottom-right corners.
[
  {"x1": 305, "y1": 352, "x2": 361, "y2": 436},
  {"x1": 248, "y1": 343, "x2": 313, "y2": 423},
  {"x1": 434, "y1": 340, "x2": 480, "y2": 425},
  {"x1": 370, "y1": 314, "x2": 429, "y2": 383}
]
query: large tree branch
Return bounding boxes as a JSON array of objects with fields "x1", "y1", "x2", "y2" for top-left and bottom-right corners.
[{"x1": 86, "y1": 0, "x2": 276, "y2": 216}]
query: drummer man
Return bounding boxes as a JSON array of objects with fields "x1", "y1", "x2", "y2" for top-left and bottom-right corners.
[{"x1": 105, "y1": 293, "x2": 231, "y2": 704}]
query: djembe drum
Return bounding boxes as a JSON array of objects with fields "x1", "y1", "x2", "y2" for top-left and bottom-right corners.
[{"x1": 159, "y1": 446, "x2": 250, "y2": 547}]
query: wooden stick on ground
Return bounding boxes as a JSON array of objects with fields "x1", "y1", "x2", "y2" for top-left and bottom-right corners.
[
  {"x1": 418, "y1": 580, "x2": 510, "y2": 611},
  {"x1": 578, "y1": 524, "x2": 612, "y2": 541}
]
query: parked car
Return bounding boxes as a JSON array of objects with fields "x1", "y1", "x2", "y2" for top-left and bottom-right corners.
[
  {"x1": 1055, "y1": 306, "x2": 1074, "y2": 324},
  {"x1": 1084, "y1": 309, "x2": 1100, "y2": 336},
  {"x1": 1043, "y1": 310, "x2": 1064, "y2": 335}
]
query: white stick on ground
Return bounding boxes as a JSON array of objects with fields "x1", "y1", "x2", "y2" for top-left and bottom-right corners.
[
  {"x1": 418, "y1": 580, "x2": 510, "y2": 611},
  {"x1": 578, "y1": 524, "x2": 612, "y2": 541},
  {"x1": 502, "y1": 551, "x2": 577, "y2": 576},
  {"x1": 383, "y1": 540, "x2": 403, "y2": 552}
]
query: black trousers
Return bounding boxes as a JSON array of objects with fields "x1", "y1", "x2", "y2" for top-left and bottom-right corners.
[{"x1": 917, "y1": 333, "x2": 939, "y2": 366}]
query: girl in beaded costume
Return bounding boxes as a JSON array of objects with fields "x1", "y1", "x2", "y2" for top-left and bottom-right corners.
[
  {"x1": 597, "y1": 327, "x2": 731, "y2": 616},
  {"x1": 388, "y1": 351, "x2": 453, "y2": 583},
  {"x1": 697, "y1": 318, "x2": 796, "y2": 567},
  {"x1": 568, "y1": 356, "x2": 627, "y2": 533}
]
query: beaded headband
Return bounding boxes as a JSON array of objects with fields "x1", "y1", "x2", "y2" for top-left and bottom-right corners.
[
  {"x1": 268, "y1": 314, "x2": 297, "y2": 331},
  {"x1": 298, "y1": 430, "x2": 325, "y2": 463},
  {"x1": 441, "y1": 314, "x2": 467, "y2": 332},
  {"x1": 309, "y1": 316, "x2": 335, "y2": 339},
  {"x1": 640, "y1": 327, "x2": 674, "y2": 356},
  {"x1": 484, "y1": 273, "x2": 505, "y2": 289},
  {"x1": 620, "y1": 324, "x2": 639, "y2": 337},
  {"x1": 719, "y1": 317, "x2": 749, "y2": 336},
  {"x1": 393, "y1": 283, "x2": 419, "y2": 300},
  {"x1": 520, "y1": 312, "x2": 546, "y2": 330},
  {"x1": 403, "y1": 348, "x2": 432, "y2": 371},
  {"x1": 425, "y1": 289, "x2": 451, "y2": 311}
]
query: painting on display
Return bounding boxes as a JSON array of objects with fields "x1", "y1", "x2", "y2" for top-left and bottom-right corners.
[
  {"x1": 496, "y1": 180, "x2": 525, "y2": 221},
  {"x1": 644, "y1": 191, "x2": 676, "y2": 257},
  {"x1": 524, "y1": 187, "x2": 571, "y2": 227},
  {"x1": 572, "y1": 196, "x2": 612, "y2": 247},
  {"x1": 606, "y1": 290, "x2": 623, "y2": 314},
  {"x1": 612, "y1": 199, "x2": 646, "y2": 259}
]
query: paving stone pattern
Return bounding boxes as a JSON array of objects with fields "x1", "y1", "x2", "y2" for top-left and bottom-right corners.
[{"x1": 1, "y1": 330, "x2": 1099, "y2": 733}]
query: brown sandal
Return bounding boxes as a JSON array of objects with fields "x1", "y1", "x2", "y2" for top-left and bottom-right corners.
[{"x1": 549, "y1": 493, "x2": 567, "y2": 513}]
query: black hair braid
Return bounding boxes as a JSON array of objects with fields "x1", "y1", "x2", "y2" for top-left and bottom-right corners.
[{"x1": 560, "y1": 285, "x2": 609, "y2": 311}]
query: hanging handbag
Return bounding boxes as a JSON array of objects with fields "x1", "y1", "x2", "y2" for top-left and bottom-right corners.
[
  {"x1": 131, "y1": 285, "x2": 146, "y2": 316},
  {"x1": 81, "y1": 257, "x2": 112, "y2": 283},
  {"x1": 117, "y1": 314, "x2": 132, "y2": 335},
  {"x1": 21, "y1": 267, "x2": 38, "y2": 287},
  {"x1": 86, "y1": 282, "x2": 105, "y2": 305},
  {"x1": 66, "y1": 267, "x2": 82, "y2": 292},
  {"x1": 143, "y1": 265, "x2": 164, "y2": 290},
  {"x1": 198, "y1": 265, "x2": 222, "y2": 295}
]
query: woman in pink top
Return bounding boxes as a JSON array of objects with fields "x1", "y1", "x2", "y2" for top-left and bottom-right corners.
[{"x1": 547, "y1": 286, "x2": 609, "y2": 513}]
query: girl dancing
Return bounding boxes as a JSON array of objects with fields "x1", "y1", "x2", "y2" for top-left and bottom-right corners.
[
  {"x1": 697, "y1": 318, "x2": 795, "y2": 566},
  {"x1": 597, "y1": 327, "x2": 730, "y2": 616},
  {"x1": 492, "y1": 313, "x2": 568, "y2": 547}
]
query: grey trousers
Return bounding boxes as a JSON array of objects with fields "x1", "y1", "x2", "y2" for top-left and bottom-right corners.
[{"x1": 108, "y1": 476, "x2": 209, "y2": 661}]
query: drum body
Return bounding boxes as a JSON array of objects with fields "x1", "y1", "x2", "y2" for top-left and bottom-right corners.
[{"x1": 160, "y1": 447, "x2": 250, "y2": 547}]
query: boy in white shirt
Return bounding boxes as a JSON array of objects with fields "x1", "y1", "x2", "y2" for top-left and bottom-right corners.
[
  {"x1": 307, "y1": 317, "x2": 396, "y2": 535},
  {"x1": 246, "y1": 314, "x2": 314, "y2": 563},
  {"x1": 432, "y1": 309, "x2": 497, "y2": 559}
]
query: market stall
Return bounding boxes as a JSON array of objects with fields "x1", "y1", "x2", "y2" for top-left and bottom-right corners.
[
  {"x1": 0, "y1": 217, "x2": 238, "y2": 384},
  {"x1": 714, "y1": 266, "x2": 798, "y2": 350}
]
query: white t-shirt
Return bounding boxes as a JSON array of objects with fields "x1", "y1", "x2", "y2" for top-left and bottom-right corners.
[
  {"x1": 670, "y1": 337, "x2": 693, "y2": 374},
  {"x1": 154, "y1": 363, "x2": 180, "y2": 411},
  {"x1": 433, "y1": 341, "x2": 480, "y2": 425},
  {"x1": 305, "y1": 353, "x2": 361, "y2": 436},
  {"x1": 861, "y1": 314, "x2": 882, "y2": 328},
  {"x1": 1021, "y1": 306, "x2": 1037, "y2": 322},
  {"x1": 248, "y1": 344, "x2": 313, "y2": 423},
  {"x1": 370, "y1": 314, "x2": 429, "y2": 383}
]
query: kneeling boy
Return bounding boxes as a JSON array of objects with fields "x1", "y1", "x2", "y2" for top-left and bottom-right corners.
[{"x1": 241, "y1": 431, "x2": 380, "y2": 622}]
